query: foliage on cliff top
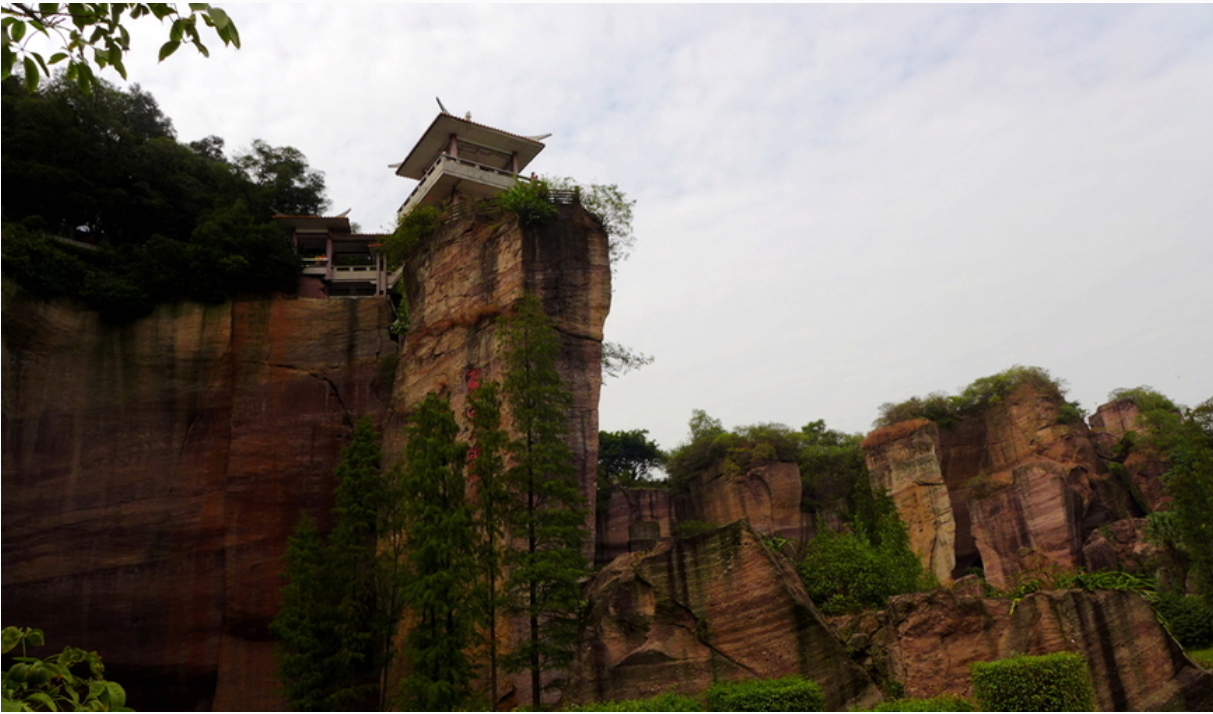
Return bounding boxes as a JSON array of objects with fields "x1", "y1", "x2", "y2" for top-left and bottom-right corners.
[
  {"x1": 873, "y1": 365, "x2": 1076, "y2": 428},
  {"x1": 2, "y1": 75, "x2": 327, "y2": 320},
  {"x1": 665, "y1": 411, "x2": 803, "y2": 483},
  {"x1": 1107, "y1": 385, "x2": 1180, "y2": 414}
]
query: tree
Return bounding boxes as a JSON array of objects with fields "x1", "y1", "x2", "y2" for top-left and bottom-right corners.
[
  {"x1": 234, "y1": 138, "x2": 330, "y2": 216},
  {"x1": 1142, "y1": 397, "x2": 1213, "y2": 607},
  {"x1": 499, "y1": 293, "x2": 591, "y2": 709},
  {"x1": 467, "y1": 381, "x2": 511, "y2": 708},
  {"x1": 271, "y1": 417, "x2": 401, "y2": 711},
  {"x1": 398, "y1": 394, "x2": 477, "y2": 712},
  {"x1": 2, "y1": 3, "x2": 239, "y2": 93},
  {"x1": 600, "y1": 340, "x2": 653, "y2": 379},
  {"x1": 598, "y1": 429, "x2": 665, "y2": 490}
]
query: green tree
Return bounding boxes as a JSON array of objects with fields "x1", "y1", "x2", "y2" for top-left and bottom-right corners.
[
  {"x1": 2, "y1": 3, "x2": 239, "y2": 93},
  {"x1": 468, "y1": 381, "x2": 511, "y2": 708},
  {"x1": 271, "y1": 417, "x2": 401, "y2": 711},
  {"x1": 234, "y1": 138, "x2": 330, "y2": 216},
  {"x1": 598, "y1": 429, "x2": 665, "y2": 492},
  {"x1": 398, "y1": 394, "x2": 478, "y2": 711},
  {"x1": 499, "y1": 293, "x2": 591, "y2": 709},
  {"x1": 1141, "y1": 396, "x2": 1213, "y2": 607}
]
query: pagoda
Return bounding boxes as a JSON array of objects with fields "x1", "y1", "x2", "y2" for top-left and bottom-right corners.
[{"x1": 393, "y1": 111, "x2": 547, "y2": 220}]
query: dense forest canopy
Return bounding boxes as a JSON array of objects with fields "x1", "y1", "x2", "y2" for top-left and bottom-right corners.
[{"x1": 1, "y1": 74, "x2": 327, "y2": 319}]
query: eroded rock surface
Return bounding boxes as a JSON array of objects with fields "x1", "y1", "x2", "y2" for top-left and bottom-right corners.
[
  {"x1": 2, "y1": 294, "x2": 392, "y2": 711},
  {"x1": 863, "y1": 419, "x2": 956, "y2": 584},
  {"x1": 833, "y1": 584, "x2": 1213, "y2": 712},
  {"x1": 566, "y1": 521, "x2": 882, "y2": 711},
  {"x1": 863, "y1": 383, "x2": 1143, "y2": 588}
]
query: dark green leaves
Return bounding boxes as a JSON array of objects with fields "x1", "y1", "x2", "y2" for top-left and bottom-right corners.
[
  {"x1": 1, "y1": 628, "x2": 131, "y2": 712},
  {"x1": 1, "y1": 3, "x2": 241, "y2": 93}
]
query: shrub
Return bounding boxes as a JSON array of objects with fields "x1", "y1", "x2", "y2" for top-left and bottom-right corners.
[
  {"x1": 383, "y1": 203, "x2": 443, "y2": 268},
  {"x1": 568, "y1": 692, "x2": 702, "y2": 711},
  {"x1": 871, "y1": 694, "x2": 975, "y2": 711},
  {"x1": 970, "y1": 652, "x2": 1095, "y2": 712},
  {"x1": 704, "y1": 676, "x2": 824, "y2": 712},
  {"x1": 874, "y1": 366, "x2": 1065, "y2": 428},
  {"x1": 1, "y1": 627, "x2": 131, "y2": 712},
  {"x1": 497, "y1": 178, "x2": 557, "y2": 226},
  {"x1": 1154, "y1": 591, "x2": 1213, "y2": 649},
  {"x1": 1108, "y1": 386, "x2": 1179, "y2": 413}
]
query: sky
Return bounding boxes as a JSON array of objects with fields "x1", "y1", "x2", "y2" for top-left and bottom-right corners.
[{"x1": 99, "y1": 4, "x2": 1213, "y2": 451}]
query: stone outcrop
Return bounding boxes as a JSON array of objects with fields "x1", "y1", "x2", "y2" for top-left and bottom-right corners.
[
  {"x1": 863, "y1": 383, "x2": 1143, "y2": 588},
  {"x1": 1089, "y1": 399, "x2": 1171, "y2": 512},
  {"x1": 1, "y1": 293, "x2": 393, "y2": 711},
  {"x1": 565, "y1": 521, "x2": 882, "y2": 711},
  {"x1": 384, "y1": 205, "x2": 611, "y2": 706},
  {"x1": 674, "y1": 461, "x2": 807, "y2": 544},
  {"x1": 596, "y1": 487, "x2": 675, "y2": 567},
  {"x1": 385, "y1": 205, "x2": 610, "y2": 538},
  {"x1": 832, "y1": 582, "x2": 1213, "y2": 711},
  {"x1": 863, "y1": 419, "x2": 956, "y2": 584}
]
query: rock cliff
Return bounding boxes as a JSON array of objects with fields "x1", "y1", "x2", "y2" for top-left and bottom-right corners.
[
  {"x1": 1, "y1": 291, "x2": 393, "y2": 710},
  {"x1": 832, "y1": 581, "x2": 1213, "y2": 711},
  {"x1": 566, "y1": 521, "x2": 882, "y2": 711},
  {"x1": 385, "y1": 204, "x2": 611, "y2": 543},
  {"x1": 862, "y1": 383, "x2": 1142, "y2": 588}
]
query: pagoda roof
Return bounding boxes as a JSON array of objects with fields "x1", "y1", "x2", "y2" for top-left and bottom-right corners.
[
  {"x1": 273, "y1": 215, "x2": 353, "y2": 233},
  {"x1": 395, "y1": 113, "x2": 545, "y2": 180}
]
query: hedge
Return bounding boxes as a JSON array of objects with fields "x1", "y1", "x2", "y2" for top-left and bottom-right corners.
[
  {"x1": 871, "y1": 694, "x2": 975, "y2": 711},
  {"x1": 970, "y1": 652, "x2": 1095, "y2": 712},
  {"x1": 568, "y1": 692, "x2": 701, "y2": 711},
  {"x1": 704, "y1": 676, "x2": 824, "y2": 712}
]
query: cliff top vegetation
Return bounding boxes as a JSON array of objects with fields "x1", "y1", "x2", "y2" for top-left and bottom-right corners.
[
  {"x1": 872, "y1": 365, "x2": 1082, "y2": 429},
  {"x1": 1, "y1": 74, "x2": 326, "y2": 321}
]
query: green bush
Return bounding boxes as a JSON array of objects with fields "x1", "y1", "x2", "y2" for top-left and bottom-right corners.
[
  {"x1": 1108, "y1": 386, "x2": 1179, "y2": 413},
  {"x1": 497, "y1": 178, "x2": 557, "y2": 226},
  {"x1": 383, "y1": 203, "x2": 443, "y2": 268},
  {"x1": 875, "y1": 366, "x2": 1065, "y2": 428},
  {"x1": 871, "y1": 694, "x2": 975, "y2": 711},
  {"x1": 798, "y1": 488, "x2": 927, "y2": 615},
  {"x1": 703, "y1": 676, "x2": 823, "y2": 712},
  {"x1": 2, "y1": 627, "x2": 131, "y2": 712},
  {"x1": 1154, "y1": 591, "x2": 1213, "y2": 649},
  {"x1": 568, "y1": 692, "x2": 702, "y2": 711},
  {"x1": 970, "y1": 652, "x2": 1095, "y2": 712}
]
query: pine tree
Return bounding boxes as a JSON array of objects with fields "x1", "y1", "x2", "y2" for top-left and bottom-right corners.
[
  {"x1": 498, "y1": 294, "x2": 590, "y2": 709},
  {"x1": 399, "y1": 394, "x2": 478, "y2": 711},
  {"x1": 468, "y1": 381, "x2": 511, "y2": 707},
  {"x1": 271, "y1": 416, "x2": 402, "y2": 711},
  {"x1": 272, "y1": 513, "x2": 342, "y2": 711}
]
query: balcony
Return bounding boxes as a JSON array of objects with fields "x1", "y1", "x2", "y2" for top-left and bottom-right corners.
[{"x1": 397, "y1": 154, "x2": 522, "y2": 220}]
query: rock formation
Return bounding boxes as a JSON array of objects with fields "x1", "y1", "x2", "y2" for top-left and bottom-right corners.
[
  {"x1": 565, "y1": 521, "x2": 883, "y2": 711},
  {"x1": 863, "y1": 383, "x2": 1143, "y2": 589},
  {"x1": 1, "y1": 292, "x2": 393, "y2": 710},
  {"x1": 832, "y1": 581, "x2": 1213, "y2": 711},
  {"x1": 863, "y1": 419, "x2": 956, "y2": 584},
  {"x1": 385, "y1": 204, "x2": 610, "y2": 542}
]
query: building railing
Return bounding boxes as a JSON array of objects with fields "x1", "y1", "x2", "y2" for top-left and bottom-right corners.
[
  {"x1": 440, "y1": 187, "x2": 581, "y2": 224},
  {"x1": 397, "y1": 153, "x2": 524, "y2": 217}
]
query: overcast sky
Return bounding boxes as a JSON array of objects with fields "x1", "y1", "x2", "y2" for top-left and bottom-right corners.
[{"x1": 108, "y1": 5, "x2": 1212, "y2": 451}]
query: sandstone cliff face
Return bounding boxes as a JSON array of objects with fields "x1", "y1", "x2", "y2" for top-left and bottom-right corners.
[
  {"x1": 566, "y1": 521, "x2": 882, "y2": 711},
  {"x1": 1, "y1": 292, "x2": 392, "y2": 711},
  {"x1": 863, "y1": 420, "x2": 956, "y2": 584},
  {"x1": 384, "y1": 205, "x2": 610, "y2": 706},
  {"x1": 832, "y1": 582, "x2": 1213, "y2": 711},
  {"x1": 596, "y1": 487, "x2": 674, "y2": 567},
  {"x1": 386, "y1": 205, "x2": 610, "y2": 531},
  {"x1": 863, "y1": 384, "x2": 1142, "y2": 589}
]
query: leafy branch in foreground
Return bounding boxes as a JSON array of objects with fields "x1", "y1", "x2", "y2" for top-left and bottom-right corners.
[
  {"x1": 2, "y1": 627, "x2": 131, "y2": 712},
  {"x1": 2, "y1": 3, "x2": 240, "y2": 93}
]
